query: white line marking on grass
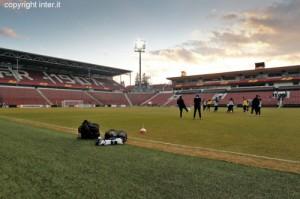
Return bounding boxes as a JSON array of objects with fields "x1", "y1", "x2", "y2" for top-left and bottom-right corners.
[
  {"x1": 1, "y1": 116, "x2": 299, "y2": 165},
  {"x1": 129, "y1": 137, "x2": 300, "y2": 164}
]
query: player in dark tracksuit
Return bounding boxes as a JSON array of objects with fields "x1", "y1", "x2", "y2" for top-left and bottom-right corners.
[
  {"x1": 177, "y1": 96, "x2": 188, "y2": 118},
  {"x1": 193, "y1": 95, "x2": 202, "y2": 119},
  {"x1": 251, "y1": 95, "x2": 260, "y2": 114}
]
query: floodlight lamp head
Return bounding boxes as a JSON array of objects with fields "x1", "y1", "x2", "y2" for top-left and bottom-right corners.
[{"x1": 134, "y1": 39, "x2": 146, "y2": 52}]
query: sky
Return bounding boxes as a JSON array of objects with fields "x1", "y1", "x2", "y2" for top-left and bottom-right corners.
[{"x1": 1, "y1": 0, "x2": 300, "y2": 85}]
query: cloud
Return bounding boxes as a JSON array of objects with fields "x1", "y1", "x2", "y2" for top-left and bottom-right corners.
[
  {"x1": 242, "y1": 0, "x2": 300, "y2": 54},
  {"x1": 151, "y1": 47, "x2": 198, "y2": 64},
  {"x1": 0, "y1": 27, "x2": 19, "y2": 38},
  {"x1": 222, "y1": 13, "x2": 239, "y2": 20},
  {"x1": 150, "y1": 0, "x2": 300, "y2": 65}
]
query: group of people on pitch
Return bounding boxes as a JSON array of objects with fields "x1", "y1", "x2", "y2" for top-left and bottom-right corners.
[
  {"x1": 177, "y1": 94, "x2": 262, "y2": 119},
  {"x1": 177, "y1": 95, "x2": 202, "y2": 119},
  {"x1": 202, "y1": 98, "x2": 219, "y2": 112}
]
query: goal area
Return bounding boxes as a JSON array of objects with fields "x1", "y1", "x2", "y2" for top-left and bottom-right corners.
[{"x1": 61, "y1": 100, "x2": 94, "y2": 108}]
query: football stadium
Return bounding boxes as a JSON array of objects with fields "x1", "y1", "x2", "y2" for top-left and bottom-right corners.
[{"x1": 1, "y1": 1, "x2": 300, "y2": 198}]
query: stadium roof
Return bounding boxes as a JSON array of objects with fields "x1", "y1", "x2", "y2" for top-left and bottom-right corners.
[
  {"x1": 0, "y1": 47, "x2": 131, "y2": 76},
  {"x1": 167, "y1": 65, "x2": 300, "y2": 81}
]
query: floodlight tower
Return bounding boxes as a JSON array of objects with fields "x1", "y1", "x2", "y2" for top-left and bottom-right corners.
[{"x1": 134, "y1": 39, "x2": 146, "y2": 90}]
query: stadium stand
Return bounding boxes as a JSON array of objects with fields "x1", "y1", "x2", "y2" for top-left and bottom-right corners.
[
  {"x1": 1, "y1": 48, "x2": 299, "y2": 108},
  {"x1": 0, "y1": 68, "x2": 124, "y2": 91},
  {"x1": 283, "y1": 90, "x2": 300, "y2": 105},
  {"x1": 166, "y1": 64, "x2": 300, "y2": 107},
  {"x1": 89, "y1": 91, "x2": 129, "y2": 106},
  {"x1": 127, "y1": 93, "x2": 156, "y2": 105},
  {"x1": 38, "y1": 88, "x2": 98, "y2": 106},
  {"x1": 144, "y1": 92, "x2": 174, "y2": 106},
  {"x1": 0, "y1": 86, "x2": 48, "y2": 106}
]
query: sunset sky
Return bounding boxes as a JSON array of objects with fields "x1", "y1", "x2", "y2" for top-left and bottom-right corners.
[{"x1": 1, "y1": 0, "x2": 300, "y2": 85}]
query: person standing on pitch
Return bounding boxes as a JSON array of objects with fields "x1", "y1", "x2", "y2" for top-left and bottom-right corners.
[
  {"x1": 251, "y1": 95, "x2": 259, "y2": 114},
  {"x1": 256, "y1": 97, "x2": 262, "y2": 115},
  {"x1": 213, "y1": 97, "x2": 219, "y2": 112},
  {"x1": 207, "y1": 99, "x2": 212, "y2": 111},
  {"x1": 203, "y1": 99, "x2": 207, "y2": 111},
  {"x1": 177, "y1": 95, "x2": 188, "y2": 118},
  {"x1": 227, "y1": 98, "x2": 234, "y2": 113},
  {"x1": 242, "y1": 97, "x2": 248, "y2": 112},
  {"x1": 193, "y1": 94, "x2": 202, "y2": 119}
]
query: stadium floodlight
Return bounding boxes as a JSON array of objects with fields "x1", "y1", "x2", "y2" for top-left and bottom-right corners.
[
  {"x1": 134, "y1": 39, "x2": 146, "y2": 90},
  {"x1": 135, "y1": 39, "x2": 146, "y2": 52}
]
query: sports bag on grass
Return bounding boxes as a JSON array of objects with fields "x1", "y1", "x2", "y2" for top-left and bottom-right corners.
[
  {"x1": 78, "y1": 120, "x2": 100, "y2": 139},
  {"x1": 104, "y1": 129, "x2": 128, "y2": 143},
  {"x1": 95, "y1": 129, "x2": 128, "y2": 146}
]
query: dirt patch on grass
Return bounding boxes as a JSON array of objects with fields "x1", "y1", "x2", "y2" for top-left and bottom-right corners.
[
  {"x1": 1, "y1": 116, "x2": 299, "y2": 174},
  {"x1": 128, "y1": 138, "x2": 300, "y2": 174}
]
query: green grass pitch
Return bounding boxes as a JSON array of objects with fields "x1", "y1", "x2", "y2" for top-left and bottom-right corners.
[
  {"x1": 0, "y1": 118, "x2": 299, "y2": 198},
  {"x1": 0, "y1": 107, "x2": 300, "y2": 198},
  {"x1": 1, "y1": 107, "x2": 299, "y2": 160}
]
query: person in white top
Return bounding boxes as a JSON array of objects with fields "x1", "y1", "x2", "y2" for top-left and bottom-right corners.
[
  {"x1": 227, "y1": 98, "x2": 234, "y2": 113},
  {"x1": 213, "y1": 98, "x2": 219, "y2": 112}
]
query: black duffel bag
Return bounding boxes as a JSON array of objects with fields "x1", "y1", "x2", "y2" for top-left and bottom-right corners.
[
  {"x1": 104, "y1": 129, "x2": 128, "y2": 143},
  {"x1": 78, "y1": 120, "x2": 100, "y2": 139}
]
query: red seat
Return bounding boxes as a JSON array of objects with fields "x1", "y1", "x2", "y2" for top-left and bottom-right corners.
[
  {"x1": 39, "y1": 88, "x2": 98, "y2": 105},
  {"x1": 127, "y1": 93, "x2": 155, "y2": 105},
  {"x1": 0, "y1": 86, "x2": 48, "y2": 105},
  {"x1": 89, "y1": 91, "x2": 129, "y2": 106}
]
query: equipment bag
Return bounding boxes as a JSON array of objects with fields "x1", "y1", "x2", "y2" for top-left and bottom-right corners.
[
  {"x1": 104, "y1": 129, "x2": 128, "y2": 143},
  {"x1": 95, "y1": 137, "x2": 124, "y2": 146},
  {"x1": 78, "y1": 120, "x2": 100, "y2": 139}
]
